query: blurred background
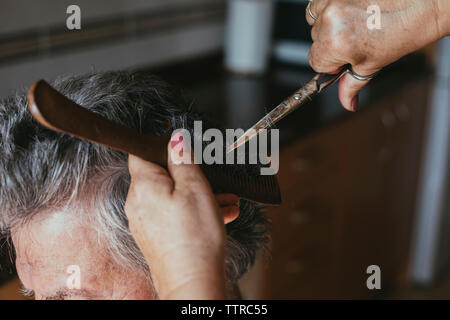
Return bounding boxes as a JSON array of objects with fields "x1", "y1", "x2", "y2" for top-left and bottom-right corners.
[{"x1": 0, "y1": 0, "x2": 449, "y2": 299}]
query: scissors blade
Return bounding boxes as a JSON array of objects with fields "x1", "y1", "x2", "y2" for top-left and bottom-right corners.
[
  {"x1": 226, "y1": 69, "x2": 348, "y2": 153},
  {"x1": 227, "y1": 102, "x2": 294, "y2": 153},
  {"x1": 227, "y1": 76, "x2": 319, "y2": 153}
]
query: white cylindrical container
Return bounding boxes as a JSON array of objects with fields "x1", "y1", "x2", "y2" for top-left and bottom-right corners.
[{"x1": 225, "y1": 0, "x2": 274, "y2": 74}]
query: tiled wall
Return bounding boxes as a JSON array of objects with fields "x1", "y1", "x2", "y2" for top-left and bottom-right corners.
[
  {"x1": 0, "y1": 0, "x2": 223, "y2": 36},
  {"x1": 0, "y1": 0, "x2": 226, "y2": 98}
]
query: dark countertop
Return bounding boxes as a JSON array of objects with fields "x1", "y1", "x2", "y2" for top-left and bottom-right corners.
[{"x1": 142, "y1": 52, "x2": 433, "y2": 147}]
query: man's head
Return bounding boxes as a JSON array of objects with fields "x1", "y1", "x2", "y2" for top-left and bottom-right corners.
[{"x1": 0, "y1": 71, "x2": 269, "y2": 299}]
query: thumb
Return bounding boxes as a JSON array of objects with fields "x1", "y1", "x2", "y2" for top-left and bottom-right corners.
[{"x1": 338, "y1": 66, "x2": 380, "y2": 111}]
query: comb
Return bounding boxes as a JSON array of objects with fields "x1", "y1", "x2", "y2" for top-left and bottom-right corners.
[{"x1": 27, "y1": 80, "x2": 281, "y2": 205}]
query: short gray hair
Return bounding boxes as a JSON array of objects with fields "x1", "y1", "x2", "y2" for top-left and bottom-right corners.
[{"x1": 0, "y1": 71, "x2": 269, "y2": 286}]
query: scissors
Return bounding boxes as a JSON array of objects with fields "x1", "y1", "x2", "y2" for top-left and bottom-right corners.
[{"x1": 227, "y1": 65, "x2": 378, "y2": 153}]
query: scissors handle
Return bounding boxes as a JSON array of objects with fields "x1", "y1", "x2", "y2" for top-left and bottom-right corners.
[
  {"x1": 257, "y1": 66, "x2": 349, "y2": 127},
  {"x1": 265, "y1": 66, "x2": 350, "y2": 124},
  {"x1": 315, "y1": 67, "x2": 349, "y2": 92}
]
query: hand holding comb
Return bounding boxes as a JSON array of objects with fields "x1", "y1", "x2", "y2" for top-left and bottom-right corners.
[{"x1": 27, "y1": 80, "x2": 281, "y2": 205}]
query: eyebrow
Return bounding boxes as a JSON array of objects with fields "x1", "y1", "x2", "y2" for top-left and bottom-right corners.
[
  {"x1": 44, "y1": 288, "x2": 99, "y2": 300},
  {"x1": 21, "y1": 284, "x2": 99, "y2": 300}
]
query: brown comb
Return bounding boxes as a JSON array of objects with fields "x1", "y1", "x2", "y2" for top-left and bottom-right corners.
[{"x1": 27, "y1": 80, "x2": 282, "y2": 205}]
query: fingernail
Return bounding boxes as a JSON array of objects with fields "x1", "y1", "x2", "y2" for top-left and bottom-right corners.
[
  {"x1": 170, "y1": 132, "x2": 184, "y2": 151},
  {"x1": 351, "y1": 95, "x2": 359, "y2": 111}
]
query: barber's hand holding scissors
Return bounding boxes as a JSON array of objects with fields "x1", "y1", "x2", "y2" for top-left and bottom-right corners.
[{"x1": 306, "y1": 0, "x2": 449, "y2": 111}]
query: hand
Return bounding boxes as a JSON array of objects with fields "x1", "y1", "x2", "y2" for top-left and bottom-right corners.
[
  {"x1": 306, "y1": 0, "x2": 449, "y2": 111},
  {"x1": 124, "y1": 139, "x2": 239, "y2": 299}
]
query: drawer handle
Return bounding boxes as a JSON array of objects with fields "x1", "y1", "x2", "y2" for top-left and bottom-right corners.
[
  {"x1": 380, "y1": 110, "x2": 397, "y2": 128},
  {"x1": 291, "y1": 158, "x2": 311, "y2": 172},
  {"x1": 289, "y1": 210, "x2": 310, "y2": 225},
  {"x1": 395, "y1": 104, "x2": 410, "y2": 121},
  {"x1": 285, "y1": 260, "x2": 305, "y2": 274}
]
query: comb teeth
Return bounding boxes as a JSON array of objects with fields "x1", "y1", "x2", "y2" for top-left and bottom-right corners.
[{"x1": 200, "y1": 164, "x2": 281, "y2": 205}]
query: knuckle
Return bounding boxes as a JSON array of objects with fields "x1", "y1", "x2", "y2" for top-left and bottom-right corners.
[
  {"x1": 175, "y1": 186, "x2": 197, "y2": 201},
  {"x1": 325, "y1": 36, "x2": 345, "y2": 55},
  {"x1": 319, "y1": 31, "x2": 351, "y2": 62},
  {"x1": 310, "y1": 27, "x2": 318, "y2": 42},
  {"x1": 184, "y1": 176, "x2": 204, "y2": 189},
  {"x1": 321, "y1": 5, "x2": 342, "y2": 26},
  {"x1": 308, "y1": 49, "x2": 323, "y2": 72}
]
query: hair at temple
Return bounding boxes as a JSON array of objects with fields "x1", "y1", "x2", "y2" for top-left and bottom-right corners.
[{"x1": 0, "y1": 71, "x2": 270, "y2": 287}]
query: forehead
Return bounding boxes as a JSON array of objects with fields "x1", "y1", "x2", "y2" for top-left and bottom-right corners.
[
  {"x1": 11, "y1": 210, "x2": 110, "y2": 291},
  {"x1": 13, "y1": 210, "x2": 102, "y2": 264}
]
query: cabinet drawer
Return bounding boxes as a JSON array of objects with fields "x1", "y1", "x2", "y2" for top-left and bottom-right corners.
[
  {"x1": 270, "y1": 196, "x2": 333, "y2": 252},
  {"x1": 268, "y1": 171, "x2": 338, "y2": 298},
  {"x1": 277, "y1": 129, "x2": 342, "y2": 192},
  {"x1": 270, "y1": 174, "x2": 337, "y2": 250},
  {"x1": 269, "y1": 243, "x2": 334, "y2": 299}
]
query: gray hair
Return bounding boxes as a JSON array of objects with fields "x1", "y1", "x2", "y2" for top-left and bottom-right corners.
[{"x1": 0, "y1": 71, "x2": 269, "y2": 287}]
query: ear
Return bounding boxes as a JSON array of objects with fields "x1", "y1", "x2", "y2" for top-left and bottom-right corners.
[{"x1": 215, "y1": 194, "x2": 240, "y2": 224}]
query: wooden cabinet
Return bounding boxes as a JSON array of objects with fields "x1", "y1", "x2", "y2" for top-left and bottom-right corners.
[{"x1": 242, "y1": 79, "x2": 431, "y2": 299}]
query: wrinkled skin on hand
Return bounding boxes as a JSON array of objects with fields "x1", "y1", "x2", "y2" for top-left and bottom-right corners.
[{"x1": 306, "y1": 0, "x2": 449, "y2": 111}]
